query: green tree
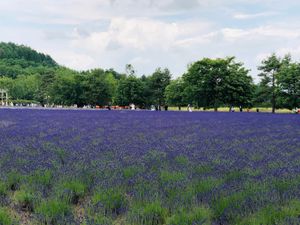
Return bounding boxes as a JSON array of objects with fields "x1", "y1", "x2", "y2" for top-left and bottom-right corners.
[
  {"x1": 0, "y1": 77, "x2": 14, "y2": 92},
  {"x1": 257, "y1": 54, "x2": 291, "y2": 113},
  {"x1": 104, "y1": 72, "x2": 118, "y2": 104},
  {"x1": 277, "y1": 62, "x2": 300, "y2": 110},
  {"x1": 82, "y1": 69, "x2": 113, "y2": 107},
  {"x1": 222, "y1": 59, "x2": 254, "y2": 108},
  {"x1": 148, "y1": 68, "x2": 171, "y2": 107},
  {"x1": 11, "y1": 74, "x2": 39, "y2": 101},
  {"x1": 183, "y1": 57, "x2": 253, "y2": 111},
  {"x1": 48, "y1": 68, "x2": 81, "y2": 106},
  {"x1": 165, "y1": 78, "x2": 186, "y2": 110},
  {"x1": 35, "y1": 69, "x2": 56, "y2": 106},
  {"x1": 115, "y1": 75, "x2": 145, "y2": 107}
]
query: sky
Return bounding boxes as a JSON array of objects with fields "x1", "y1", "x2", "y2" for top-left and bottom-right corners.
[{"x1": 1, "y1": 0, "x2": 300, "y2": 81}]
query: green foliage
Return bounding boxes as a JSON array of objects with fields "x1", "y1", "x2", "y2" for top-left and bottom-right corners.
[
  {"x1": 57, "y1": 179, "x2": 87, "y2": 204},
  {"x1": 92, "y1": 188, "x2": 127, "y2": 215},
  {"x1": 36, "y1": 199, "x2": 70, "y2": 224},
  {"x1": 14, "y1": 190, "x2": 35, "y2": 212},
  {"x1": 0, "y1": 180, "x2": 7, "y2": 196},
  {"x1": 257, "y1": 53, "x2": 291, "y2": 112},
  {"x1": 0, "y1": 42, "x2": 57, "y2": 80},
  {"x1": 92, "y1": 214, "x2": 113, "y2": 225},
  {"x1": 7, "y1": 170, "x2": 22, "y2": 191},
  {"x1": 281, "y1": 199, "x2": 300, "y2": 219},
  {"x1": 144, "y1": 150, "x2": 167, "y2": 171},
  {"x1": 1, "y1": 42, "x2": 300, "y2": 110},
  {"x1": 272, "y1": 176, "x2": 300, "y2": 195},
  {"x1": 183, "y1": 57, "x2": 253, "y2": 109},
  {"x1": 10, "y1": 74, "x2": 39, "y2": 100},
  {"x1": 128, "y1": 201, "x2": 167, "y2": 225},
  {"x1": 212, "y1": 191, "x2": 248, "y2": 220},
  {"x1": 224, "y1": 170, "x2": 246, "y2": 182},
  {"x1": 123, "y1": 166, "x2": 141, "y2": 179},
  {"x1": 115, "y1": 75, "x2": 145, "y2": 106},
  {"x1": 29, "y1": 169, "x2": 52, "y2": 188},
  {"x1": 166, "y1": 206, "x2": 212, "y2": 225},
  {"x1": 165, "y1": 78, "x2": 186, "y2": 107},
  {"x1": 48, "y1": 68, "x2": 83, "y2": 106},
  {"x1": 148, "y1": 68, "x2": 172, "y2": 106},
  {"x1": 0, "y1": 42, "x2": 57, "y2": 66},
  {"x1": 174, "y1": 155, "x2": 189, "y2": 166},
  {"x1": 35, "y1": 69, "x2": 56, "y2": 106},
  {"x1": 82, "y1": 69, "x2": 115, "y2": 106},
  {"x1": 194, "y1": 164, "x2": 213, "y2": 174},
  {"x1": 193, "y1": 177, "x2": 223, "y2": 196},
  {"x1": 54, "y1": 148, "x2": 67, "y2": 165},
  {"x1": 239, "y1": 200, "x2": 300, "y2": 225},
  {"x1": 160, "y1": 171, "x2": 186, "y2": 184},
  {"x1": 277, "y1": 61, "x2": 300, "y2": 110},
  {"x1": 0, "y1": 208, "x2": 14, "y2": 225}
]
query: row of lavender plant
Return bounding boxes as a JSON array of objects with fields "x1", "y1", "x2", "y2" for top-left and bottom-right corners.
[{"x1": 0, "y1": 109, "x2": 300, "y2": 224}]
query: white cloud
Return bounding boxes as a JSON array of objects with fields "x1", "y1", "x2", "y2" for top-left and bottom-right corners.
[
  {"x1": 1, "y1": 0, "x2": 300, "y2": 81},
  {"x1": 222, "y1": 26, "x2": 300, "y2": 42},
  {"x1": 233, "y1": 12, "x2": 278, "y2": 20},
  {"x1": 70, "y1": 17, "x2": 213, "y2": 53}
]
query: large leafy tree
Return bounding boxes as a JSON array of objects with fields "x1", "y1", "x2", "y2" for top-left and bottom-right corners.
[
  {"x1": 222, "y1": 59, "x2": 254, "y2": 108},
  {"x1": 257, "y1": 54, "x2": 290, "y2": 113},
  {"x1": 115, "y1": 75, "x2": 145, "y2": 107},
  {"x1": 277, "y1": 62, "x2": 300, "y2": 109},
  {"x1": 165, "y1": 78, "x2": 186, "y2": 110},
  {"x1": 82, "y1": 69, "x2": 113, "y2": 106},
  {"x1": 35, "y1": 69, "x2": 56, "y2": 106},
  {"x1": 48, "y1": 68, "x2": 83, "y2": 106},
  {"x1": 148, "y1": 68, "x2": 171, "y2": 107},
  {"x1": 183, "y1": 57, "x2": 253, "y2": 110},
  {"x1": 11, "y1": 74, "x2": 39, "y2": 101}
]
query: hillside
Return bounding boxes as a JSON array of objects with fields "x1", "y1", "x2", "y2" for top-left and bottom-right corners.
[{"x1": 0, "y1": 42, "x2": 57, "y2": 78}]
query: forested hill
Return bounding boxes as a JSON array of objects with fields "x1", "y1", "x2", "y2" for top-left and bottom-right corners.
[{"x1": 0, "y1": 42, "x2": 58, "y2": 78}]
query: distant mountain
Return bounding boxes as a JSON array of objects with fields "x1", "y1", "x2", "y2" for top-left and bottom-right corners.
[{"x1": 0, "y1": 42, "x2": 58, "y2": 78}]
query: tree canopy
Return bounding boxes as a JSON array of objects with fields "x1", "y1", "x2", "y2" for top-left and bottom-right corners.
[
  {"x1": 182, "y1": 57, "x2": 253, "y2": 110},
  {"x1": 0, "y1": 42, "x2": 299, "y2": 111}
]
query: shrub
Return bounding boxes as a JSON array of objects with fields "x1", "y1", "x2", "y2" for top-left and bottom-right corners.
[
  {"x1": 193, "y1": 177, "x2": 223, "y2": 197},
  {"x1": 194, "y1": 164, "x2": 213, "y2": 174},
  {"x1": 128, "y1": 201, "x2": 167, "y2": 225},
  {"x1": 93, "y1": 214, "x2": 113, "y2": 225},
  {"x1": 7, "y1": 171, "x2": 22, "y2": 191},
  {"x1": 57, "y1": 179, "x2": 87, "y2": 204},
  {"x1": 166, "y1": 206, "x2": 212, "y2": 225},
  {"x1": 0, "y1": 181, "x2": 7, "y2": 196},
  {"x1": 160, "y1": 171, "x2": 186, "y2": 184},
  {"x1": 14, "y1": 190, "x2": 35, "y2": 212},
  {"x1": 30, "y1": 169, "x2": 52, "y2": 188},
  {"x1": 0, "y1": 207, "x2": 14, "y2": 225},
  {"x1": 239, "y1": 199, "x2": 300, "y2": 225},
  {"x1": 36, "y1": 199, "x2": 70, "y2": 224},
  {"x1": 212, "y1": 191, "x2": 249, "y2": 222},
  {"x1": 123, "y1": 166, "x2": 141, "y2": 180},
  {"x1": 92, "y1": 188, "x2": 127, "y2": 216},
  {"x1": 174, "y1": 155, "x2": 189, "y2": 166}
]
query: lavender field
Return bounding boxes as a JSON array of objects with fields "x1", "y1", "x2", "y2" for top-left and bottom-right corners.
[{"x1": 0, "y1": 109, "x2": 300, "y2": 225}]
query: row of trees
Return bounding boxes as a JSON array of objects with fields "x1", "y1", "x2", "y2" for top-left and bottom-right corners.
[
  {"x1": 0, "y1": 65, "x2": 172, "y2": 108},
  {"x1": 0, "y1": 43, "x2": 299, "y2": 112},
  {"x1": 167, "y1": 54, "x2": 300, "y2": 112}
]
